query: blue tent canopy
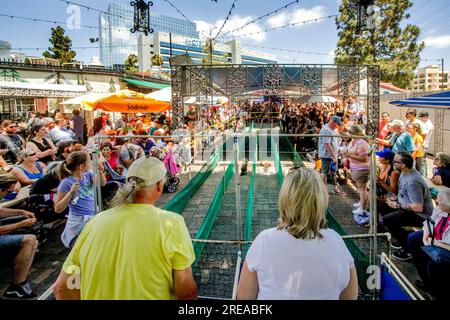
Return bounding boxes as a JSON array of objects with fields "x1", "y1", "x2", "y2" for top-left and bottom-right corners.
[{"x1": 390, "y1": 91, "x2": 450, "y2": 109}]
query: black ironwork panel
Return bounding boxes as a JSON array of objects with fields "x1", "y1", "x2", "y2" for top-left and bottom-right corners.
[
  {"x1": 171, "y1": 66, "x2": 184, "y2": 129},
  {"x1": 188, "y1": 66, "x2": 212, "y2": 97},
  {"x1": 263, "y1": 65, "x2": 284, "y2": 94},
  {"x1": 299, "y1": 65, "x2": 322, "y2": 95},
  {"x1": 338, "y1": 66, "x2": 360, "y2": 97},
  {"x1": 226, "y1": 66, "x2": 247, "y2": 96},
  {"x1": 366, "y1": 65, "x2": 380, "y2": 136}
]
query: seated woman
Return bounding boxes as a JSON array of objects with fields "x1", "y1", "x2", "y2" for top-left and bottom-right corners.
[
  {"x1": 431, "y1": 152, "x2": 450, "y2": 188},
  {"x1": 10, "y1": 150, "x2": 46, "y2": 186},
  {"x1": 54, "y1": 151, "x2": 106, "y2": 248},
  {"x1": 100, "y1": 142, "x2": 124, "y2": 182},
  {"x1": 26, "y1": 124, "x2": 57, "y2": 164},
  {"x1": 29, "y1": 162, "x2": 65, "y2": 222},
  {"x1": 237, "y1": 167, "x2": 358, "y2": 300},
  {"x1": 408, "y1": 188, "x2": 450, "y2": 299},
  {"x1": 375, "y1": 148, "x2": 400, "y2": 217}
]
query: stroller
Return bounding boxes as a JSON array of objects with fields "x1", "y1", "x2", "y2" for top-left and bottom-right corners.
[{"x1": 150, "y1": 146, "x2": 181, "y2": 193}]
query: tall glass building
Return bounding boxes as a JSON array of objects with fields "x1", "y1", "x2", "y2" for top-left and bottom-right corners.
[{"x1": 99, "y1": 3, "x2": 199, "y2": 67}]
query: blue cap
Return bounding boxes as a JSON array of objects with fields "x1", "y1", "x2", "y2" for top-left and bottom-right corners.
[
  {"x1": 332, "y1": 115, "x2": 342, "y2": 125},
  {"x1": 375, "y1": 148, "x2": 395, "y2": 161}
]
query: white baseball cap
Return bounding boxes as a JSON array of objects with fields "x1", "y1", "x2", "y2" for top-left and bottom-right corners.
[
  {"x1": 126, "y1": 157, "x2": 167, "y2": 186},
  {"x1": 388, "y1": 119, "x2": 404, "y2": 128}
]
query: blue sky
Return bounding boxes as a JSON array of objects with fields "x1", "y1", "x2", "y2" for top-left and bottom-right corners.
[{"x1": 0, "y1": 0, "x2": 449, "y2": 69}]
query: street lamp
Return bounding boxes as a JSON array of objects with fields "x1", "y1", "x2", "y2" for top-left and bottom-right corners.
[
  {"x1": 356, "y1": 0, "x2": 375, "y2": 33},
  {"x1": 130, "y1": 0, "x2": 154, "y2": 36}
]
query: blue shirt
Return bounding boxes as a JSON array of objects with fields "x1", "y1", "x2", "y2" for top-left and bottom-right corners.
[
  {"x1": 58, "y1": 171, "x2": 95, "y2": 216},
  {"x1": 391, "y1": 132, "x2": 415, "y2": 154},
  {"x1": 318, "y1": 124, "x2": 337, "y2": 159}
]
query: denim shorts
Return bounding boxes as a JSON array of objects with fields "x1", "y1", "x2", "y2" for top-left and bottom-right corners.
[
  {"x1": 321, "y1": 158, "x2": 333, "y2": 175},
  {"x1": 0, "y1": 234, "x2": 24, "y2": 250}
]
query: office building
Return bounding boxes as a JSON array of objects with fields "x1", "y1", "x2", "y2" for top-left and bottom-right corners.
[
  {"x1": 99, "y1": 2, "x2": 199, "y2": 67},
  {"x1": 411, "y1": 65, "x2": 449, "y2": 92}
]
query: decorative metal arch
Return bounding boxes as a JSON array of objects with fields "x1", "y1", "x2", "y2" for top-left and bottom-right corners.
[{"x1": 171, "y1": 63, "x2": 380, "y2": 135}]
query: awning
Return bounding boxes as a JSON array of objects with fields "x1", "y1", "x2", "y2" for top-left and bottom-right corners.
[
  {"x1": 83, "y1": 89, "x2": 171, "y2": 113},
  {"x1": 390, "y1": 91, "x2": 450, "y2": 109},
  {"x1": 122, "y1": 78, "x2": 170, "y2": 90},
  {"x1": 0, "y1": 81, "x2": 87, "y2": 92}
]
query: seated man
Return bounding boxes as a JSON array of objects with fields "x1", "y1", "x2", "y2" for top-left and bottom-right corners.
[
  {"x1": 49, "y1": 120, "x2": 73, "y2": 146},
  {"x1": 383, "y1": 152, "x2": 435, "y2": 261},
  {"x1": 0, "y1": 174, "x2": 39, "y2": 299}
]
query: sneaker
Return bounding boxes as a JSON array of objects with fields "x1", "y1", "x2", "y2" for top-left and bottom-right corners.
[
  {"x1": 352, "y1": 202, "x2": 361, "y2": 209},
  {"x1": 352, "y1": 207, "x2": 364, "y2": 215},
  {"x1": 390, "y1": 242, "x2": 402, "y2": 250},
  {"x1": 3, "y1": 282, "x2": 37, "y2": 300},
  {"x1": 354, "y1": 211, "x2": 370, "y2": 225},
  {"x1": 392, "y1": 249, "x2": 412, "y2": 261}
]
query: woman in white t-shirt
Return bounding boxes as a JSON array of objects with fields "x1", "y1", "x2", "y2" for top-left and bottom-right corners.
[{"x1": 237, "y1": 168, "x2": 358, "y2": 300}]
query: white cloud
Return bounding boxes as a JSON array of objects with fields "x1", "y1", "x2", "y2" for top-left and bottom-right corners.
[
  {"x1": 291, "y1": 6, "x2": 328, "y2": 26},
  {"x1": 267, "y1": 12, "x2": 288, "y2": 28},
  {"x1": 266, "y1": 5, "x2": 328, "y2": 30},
  {"x1": 195, "y1": 15, "x2": 266, "y2": 42},
  {"x1": 423, "y1": 35, "x2": 450, "y2": 49}
]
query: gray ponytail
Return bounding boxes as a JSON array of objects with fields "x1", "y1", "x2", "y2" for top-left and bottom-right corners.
[{"x1": 109, "y1": 176, "x2": 146, "y2": 207}]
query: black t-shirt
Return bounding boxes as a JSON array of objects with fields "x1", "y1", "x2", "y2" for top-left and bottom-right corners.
[
  {"x1": 0, "y1": 134, "x2": 22, "y2": 164},
  {"x1": 30, "y1": 175, "x2": 60, "y2": 195},
  {"x1": 436, "y1": 167, "x2": 450, "y2": 188}
]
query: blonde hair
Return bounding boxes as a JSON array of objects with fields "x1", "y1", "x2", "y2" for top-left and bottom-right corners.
[
  {"x1": 437, "y1": 188, "x2": 450, "y2": 212},
  {"x1": 436, "y1": 152, "x2": 450, "y2": 168},
  {"x1": 277, "y1": 168, "x2": 328, "y2": 240}
]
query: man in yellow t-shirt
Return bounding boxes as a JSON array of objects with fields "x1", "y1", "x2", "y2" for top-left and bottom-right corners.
[
  {"x1": 406, "y1": 123, "x2": 424, "y2": 175},
  {"x1": 53, "y1": 157, "x2": 197, "y2": 300}
]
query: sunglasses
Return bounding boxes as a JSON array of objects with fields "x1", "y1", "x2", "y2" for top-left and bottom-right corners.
[
  {"x1": 8, "y1": 125, "x2": 17, "y2": 128},
  {"x1": 27, "y1": 153, "x2": 36, "y2": 157}
]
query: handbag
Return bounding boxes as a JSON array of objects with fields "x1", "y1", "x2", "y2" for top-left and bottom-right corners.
[{"x1": 421, "y1": 216, "x2": 450, "y2": 265}]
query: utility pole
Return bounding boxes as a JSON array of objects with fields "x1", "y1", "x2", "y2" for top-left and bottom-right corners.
[
  {"x1": 210, "y1": 38, "x2": 213, "y2": 65},
  {"x1": 169, "y1": 32, "x2": 173, "y2": 68}
]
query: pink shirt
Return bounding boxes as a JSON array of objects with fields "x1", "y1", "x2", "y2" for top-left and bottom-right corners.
[
  {"x1": 348, "y1": 139, "x2": 370, "y2": 171},
  {"x1": 379, "y1": 121, "x2": 389, "y2": 139},
  {"x1": 108, "y1": 153, "x2": 119, "y2": 170}
]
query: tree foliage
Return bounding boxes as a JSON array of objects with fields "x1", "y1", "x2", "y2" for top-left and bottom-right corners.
[
  {"x1": 124, "y1": 54, "x2": 139, "y2": 73},
  {"x1": 201, "y1": 39, "x2": 229, "y2": 65},
  {"x1": 151, "y1": 54, "x2": 164, "y2": 66},
  {"x1": 335, "y1": 0, "x2": 424, "y2": 88},
  {"x1": 42, "y1": 26, "x2": 76, "y2": 63}
]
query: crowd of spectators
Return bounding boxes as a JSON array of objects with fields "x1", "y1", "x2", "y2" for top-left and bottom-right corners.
[{"x1": 0, "y1": 97, "x2": 449, "y2": 300}]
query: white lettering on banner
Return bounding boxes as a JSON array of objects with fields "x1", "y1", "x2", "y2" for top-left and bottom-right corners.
[
  {"x1": 66, "y1": 5, "x2": 81, "y2": 30},
  {"x1": 66, "y1": 265, "x2": 81, "y2": 290},
  {"x1": 366, "y1": 265, "x2": 381, "y2": 290}
]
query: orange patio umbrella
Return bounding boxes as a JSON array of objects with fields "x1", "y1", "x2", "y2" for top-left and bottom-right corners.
[{"x1": 84, "y1": 89, "x2": 171, "y2": 113}]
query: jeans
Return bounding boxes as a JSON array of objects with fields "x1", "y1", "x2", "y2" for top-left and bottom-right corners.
[
  {"x1": 408, "y1": 231, "x2": 450, "y2": 299},
  {"x1": 381, "y1": 210, "x2": 425, "y2": 249},
  {"x1": 421, "y1": 148, "x2": 428, "y2": 176},
  {"x1": 415, "y1": 157, "x2": 424, "y2": 176}
]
